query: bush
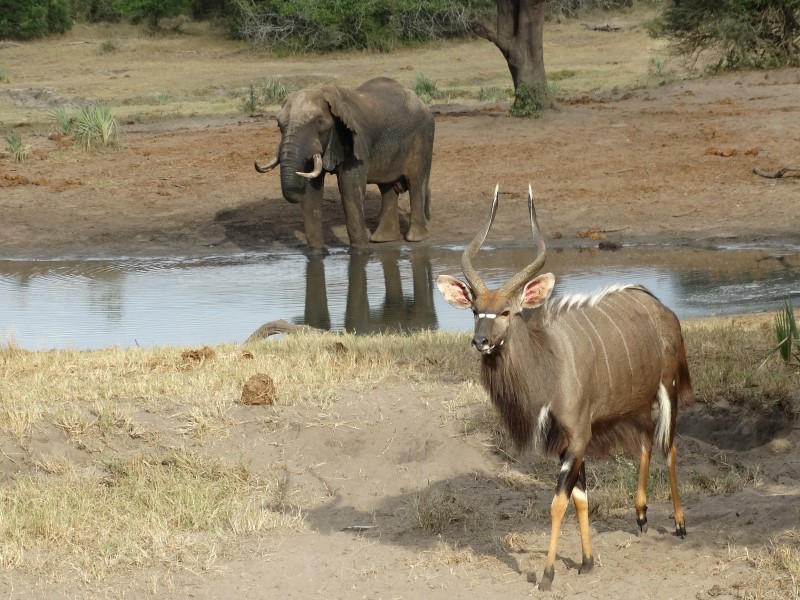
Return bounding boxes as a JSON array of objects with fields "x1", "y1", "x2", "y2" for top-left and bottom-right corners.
[
  {"x1": 651, "y1": 0, "x2": 800, "y2": 70},
  {"x1": 509, "y1": 81, "x2": 550, "y2": 118},
  {"x1": 4, "y1": 130, "x2": 29, "y2": 162},
  {"x1": 49, "y1": 104, "x2": 119, "y2": 150},
  {"x1": 231, "y1": 0, "x2": 478, "y2": 52},
  {"x1": 113, "y1": 0, "x2": 190, "y2": 30},
  {"x1": 69, "y1": 0, "x2": 123, "y2": 22},
  {"x1": 0, "y1": 0, "x2": 73, "y2": 40}
]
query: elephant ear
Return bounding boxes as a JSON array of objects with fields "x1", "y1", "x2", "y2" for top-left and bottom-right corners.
[
  {"x1": 322, "y1": 119, "x2": 350, "y2": 172},
  {"x1": 322, "y1": 85, "x2": 369, "y2": 162}
]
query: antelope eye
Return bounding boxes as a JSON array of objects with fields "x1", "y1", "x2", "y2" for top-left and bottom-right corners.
[{"x1": 500, "y1": 310, "x2": 511, "y2": 317}]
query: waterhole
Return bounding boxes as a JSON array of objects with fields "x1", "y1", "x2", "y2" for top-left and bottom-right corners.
[{"x1": 1, "y1": 245, "x2": 798, "y2": 350}]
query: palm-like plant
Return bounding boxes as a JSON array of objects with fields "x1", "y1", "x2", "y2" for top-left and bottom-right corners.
[{"x1": 774, "y1": 297, "x2": 800, "y2": 365}]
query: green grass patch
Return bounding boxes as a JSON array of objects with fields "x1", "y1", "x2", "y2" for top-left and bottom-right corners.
[{"x1": 4, "y1": 129, "x2": 28, "y2": 162}]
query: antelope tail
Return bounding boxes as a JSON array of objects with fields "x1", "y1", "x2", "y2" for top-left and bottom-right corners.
[{"x1": 654, "y1": 384, "x2": 672, "y2": 457}]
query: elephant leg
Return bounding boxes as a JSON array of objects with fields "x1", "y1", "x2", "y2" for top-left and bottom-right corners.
[
  {"x1": 337, "y1": 169, "x2": 371, "y2": 248},
  {"x1": 299, "y1": 180, "x2": 326, "y2": 252},
  {"x1": 406, "y1": 183, "x2": 430, "y2": 242},
  {"x1": 370, "y1": 184, "x2": 402, "y2": 242}
]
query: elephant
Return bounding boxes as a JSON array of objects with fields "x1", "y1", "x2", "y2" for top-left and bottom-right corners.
[{"x1": 254, "y1": 77, "x2": 435, "y2": 252}]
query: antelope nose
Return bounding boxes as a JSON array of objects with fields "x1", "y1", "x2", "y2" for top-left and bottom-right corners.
[{"x1": 472, "y1": 336, "x2": 489, "y2": 352}]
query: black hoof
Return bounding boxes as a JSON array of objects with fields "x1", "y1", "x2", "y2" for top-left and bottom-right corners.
[
  {"x1": 676, "y1": 523, "x2": 687, "y2": 538},
  {"x1": 538, "y1": 566, "x2": 555, "y2": 591},
  {"x1": 637, "y1": 516, "x2": 649, "y2": 535},
  {"x1": 579, "y1": 556, "x2": 594, "y2": 574}
]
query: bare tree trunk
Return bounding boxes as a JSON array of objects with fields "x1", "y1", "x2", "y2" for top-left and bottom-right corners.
[{"x1": 472, "y1": 0, "x2": 553, "y2": 110}]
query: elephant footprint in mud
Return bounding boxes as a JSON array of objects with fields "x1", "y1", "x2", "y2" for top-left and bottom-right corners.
[{"x1": 255, "y1": 76, "x2": 435, "y2": 252}]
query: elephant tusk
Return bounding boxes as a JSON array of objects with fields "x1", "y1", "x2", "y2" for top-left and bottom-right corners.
[
  {"x1": 254, "y1": 156, "x2": 279, "y2": 173},
  {"x1": 296, "y1": 153, "x2": 323, "y2": 179}
]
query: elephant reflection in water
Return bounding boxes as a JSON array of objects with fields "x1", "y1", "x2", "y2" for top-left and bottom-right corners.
[{"x1": 302, "y1": 248, "x2": 438, "y2": 334}]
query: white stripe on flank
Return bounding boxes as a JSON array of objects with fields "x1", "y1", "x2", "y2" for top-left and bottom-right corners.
[{"x1": 596, "y1": 304, "x2": 633, "y2": 383}]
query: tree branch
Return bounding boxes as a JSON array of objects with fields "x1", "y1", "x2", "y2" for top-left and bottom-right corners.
[{"x1": 753, "y1": 166, "x2": 800, "y2": 178}]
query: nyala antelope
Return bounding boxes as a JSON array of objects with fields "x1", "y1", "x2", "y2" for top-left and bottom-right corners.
[{"x1": 437, "y1": 185, "x2": 693, "y2": 591}]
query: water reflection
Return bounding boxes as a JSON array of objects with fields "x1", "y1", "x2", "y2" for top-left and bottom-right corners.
[
  {"x1": 301, "y1": 248, "x2": 437, "y2": 334},
  {"x1": 0, "y1": 247, "x2": 798, "y2": 350}
]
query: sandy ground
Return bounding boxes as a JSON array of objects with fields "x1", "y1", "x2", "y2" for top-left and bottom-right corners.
[
  {"x1": 1, "y1": 63, "x2": 800, "y2": 599},
  {"x1": 1, "y1": 68, "x2": 799, "y2": 259}
]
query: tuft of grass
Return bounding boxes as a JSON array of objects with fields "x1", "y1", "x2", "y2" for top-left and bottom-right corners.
[
  {"x1": 4, "y1": 130, "x2": 29, "y2": 162},
  {"x1": 49, "y1": 107, "x2": 74, "y2": 136},
  {"x1": 548, "y1": 69, "x2": 576, "y2": 81},
  {"x1": 477, "y1": 86, "x2": 510, "y2": 101},
  {"x1": 0, "y1": 67, "x2": 9, "y2": 83},
  {"x1": 413, "y1": 73, "x2": 446, "y2": 104},
  {"x1": 410, "y1": 483, "x2": 481, "y2": 534},
  {"x1": 71, "y1": 104, "x2": 119, "y2": 149},
  {"x1": 774, "y1": 297, "x2": 800, "y2": 365},
  {"x1": 99, "y1": 40, "x2": 118, "y2": 53},
  {"x1": 260, "y1": 76, "x2": 290, "y2": 105}
]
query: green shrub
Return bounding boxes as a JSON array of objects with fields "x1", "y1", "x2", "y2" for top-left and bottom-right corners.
[
  {"x1": 651, "y1": 1, "x2": 800, "y2": 70},
  {"x1": 4, "y1": 130, "x2": 29, "y2": 162},
  {"x1": 0, "y1": 0, "x2": 73, "y2": 40},
  {"x1": 49, "y1": 107, "x2": 74, "y2": 136},
  {"x1": 64, "y1": 104, "x2": 119, "y2": 150},
  {"x1": 232, "y1": 0, "x2": 476, "y2": 52},
  {"x1": 260, "y1": 76, "x2": 290, "y2": 105},
  {"x1": 413, "y1": 73, "x2": 445, "y2": 103},
  {"x1": 774, "y1": 297, "x2": 800, "y2": 365},
  {"x1": 241, "y1": 82, "x2": 258, "y2": 114},
  {"x1": 509, "y1": 81, "x2": 551, "y2": 118},
  {"x1": 113, "y1": 0, "x2": 190, "y2": 30}
]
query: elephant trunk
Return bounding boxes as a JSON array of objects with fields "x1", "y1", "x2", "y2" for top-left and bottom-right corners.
[{"x1": 279, "y1": 134, "x2": 323, "y2": 204}]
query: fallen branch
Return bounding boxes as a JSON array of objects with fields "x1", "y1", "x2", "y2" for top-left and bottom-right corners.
[
  {"x1": 246, "y1": 319, "x2": 325, "y2": 342},
  {"x1": 582, "y1": 23, "x2": 621, "y2": 32},
  {"x1": 753, "y1": 166, "x2": 800, "y2": 179}
]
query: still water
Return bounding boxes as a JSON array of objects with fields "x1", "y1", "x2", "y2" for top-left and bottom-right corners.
[{"x1": 1, "y1": 245, "x2": 799, "y2": 350}]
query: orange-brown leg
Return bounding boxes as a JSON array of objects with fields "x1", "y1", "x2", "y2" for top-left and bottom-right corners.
[
  {"x1": 635, "y1": 445, "x2": 652, "y2": 534},
  {"x1": 667, "y1": 444, "x2": 687, "y2": 538},
  {"x1": 540, "y1": 491, "x2": 570, "y2": 592},
  {"x1": 540, "y1": 453, "x2": 583, "y2": 591},
  {"x1": 572, "y1": 463, "x2": 594, "y2": 574}
]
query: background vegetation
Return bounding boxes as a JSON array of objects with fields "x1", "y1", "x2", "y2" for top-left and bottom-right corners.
[{"x1": 3, "y1": 1, "x2": 797, "y2": 73}]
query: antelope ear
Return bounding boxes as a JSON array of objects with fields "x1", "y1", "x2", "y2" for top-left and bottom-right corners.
[
  {"x1": 436, "y1": 275, "x2": 474, "y2": 309},
  {"x1": 520, "y1": 273, "x2": 555, "y2": 309}
]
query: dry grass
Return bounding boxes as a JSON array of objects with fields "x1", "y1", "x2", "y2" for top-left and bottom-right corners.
[
  {"x1": 1, "y1": 7, "x2": 682, "y2": 127},
  {"x1": 0, "y1": 332, "x2": 475, "y2": 439},
  {"x1": 0, "y1": 320, "x2": 797, "y2": 584},
  {"x1": 683, "y1": 316, "x2": 800, "y2": 413},
  {"x1": 728, "y1": 531, "x2": 800, "y2": 600},
  {"x1": 0, "y1": 451, "x2": 301, "y2": 580}
]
